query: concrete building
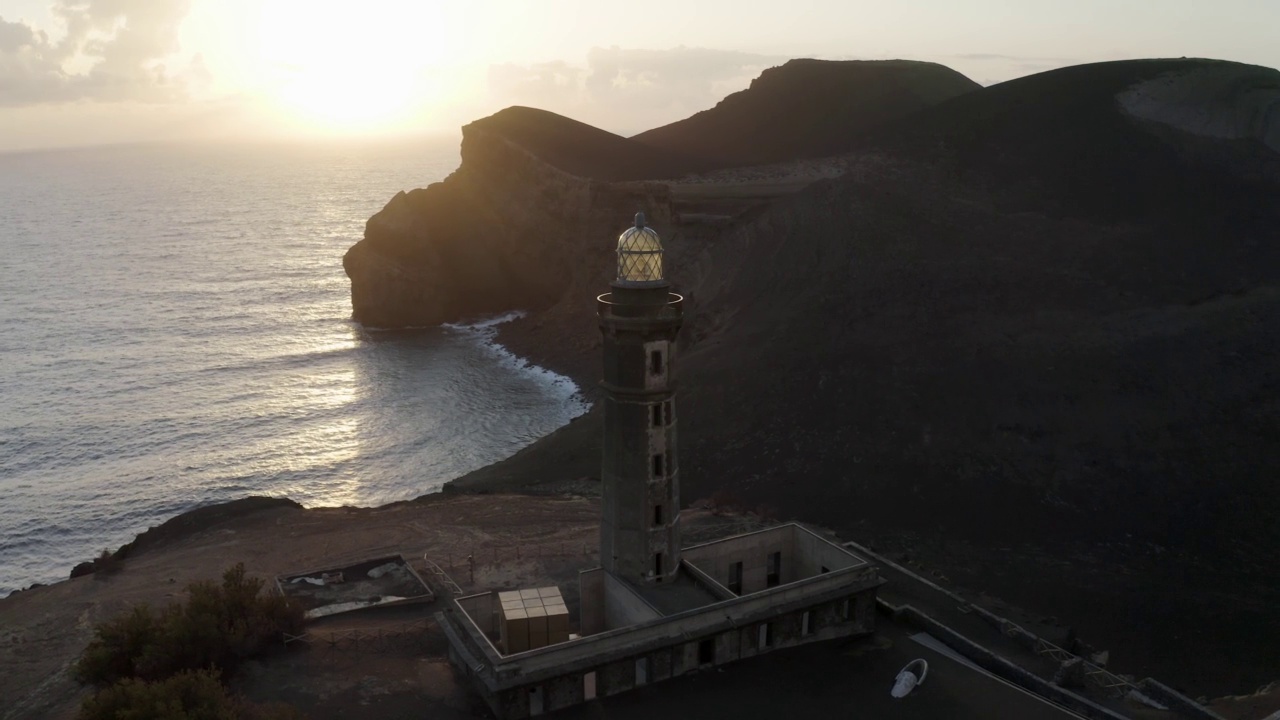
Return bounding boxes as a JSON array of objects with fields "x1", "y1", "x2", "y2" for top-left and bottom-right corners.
[{"x1": 440, "y1": 213, "x2": 884, "y2": 718}]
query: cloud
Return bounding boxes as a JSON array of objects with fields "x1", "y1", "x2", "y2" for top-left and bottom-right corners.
[
  {"x1": 951, "y1": 52, "x2": 1078, "y2": 64},
  {"x1": 488, "y1": 60, "x2": 585, "y2": 107},
  {"x1": 583, "y1": 46, "x2": 781, "y2": 109},
  {"x1": 487, "y1": 46, "x2": 785, "y2": 133},
  {"x1": 0, "y1": 0, "x2": 196, "y2": 106}
]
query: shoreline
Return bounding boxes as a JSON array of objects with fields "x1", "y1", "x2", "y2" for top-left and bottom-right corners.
[
  {"x1": 4, "y1": 312, "x2": 592, "y2": 597},
  {"x1": 11, "y1": 305, "x2": 1280, "y2": 702}
]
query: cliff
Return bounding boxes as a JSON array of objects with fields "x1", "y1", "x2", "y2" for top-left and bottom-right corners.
[{"x1": 343, "y1": 108, "x2": 679, "y2": 328}]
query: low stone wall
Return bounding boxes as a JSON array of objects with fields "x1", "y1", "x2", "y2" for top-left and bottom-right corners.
[
  {"x1": 889, "y1": 603, "x2": 1130, "y2": 720},
  {"x1": 1138, "y1": 679, "x2": 1228, "y2": 720}
]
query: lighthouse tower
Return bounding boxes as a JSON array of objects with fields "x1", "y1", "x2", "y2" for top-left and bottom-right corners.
[{"x1": 597, "y1": 212, "x2": 684, "y2": 585}]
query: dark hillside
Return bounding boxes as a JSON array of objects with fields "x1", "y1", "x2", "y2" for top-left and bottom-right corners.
[
  {"x1": 465, "y1": 106, "x2": 713, "y2": 181},
  {"x1": 632, "y1": 59, "x2": 980, "y2": 167},
  {"x1": 867, "y1": 58, "x2": 1280, "y2": 220},
  {"x1": 449, "y1": 58, "x2": 1280, "y2": 693}
]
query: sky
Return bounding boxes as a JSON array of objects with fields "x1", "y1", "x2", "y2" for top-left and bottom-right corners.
[{"x1": 1, "y1": 0, "x2": 1279, "y2": 151}]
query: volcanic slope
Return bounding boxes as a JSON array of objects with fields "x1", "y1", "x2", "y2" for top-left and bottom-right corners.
[
  {"x1": 631, "y1": 59, "x2": 980, "y2": 167},
  {"x1": 450, "y1": 58, "x2": 1280, "y2": 694},
  {"x1": 865, "y1": 57, "x2": 1280, "y2": 219}
]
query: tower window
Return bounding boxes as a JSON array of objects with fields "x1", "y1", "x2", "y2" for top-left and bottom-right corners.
[
  {"x1": 649, "y1": 349, "x2": 664, "y2": 375},
  {"x1": 654, "y1": 552, "x2": 663, "y2": 577},
  {"x1": 652, "y1": 404, "x2": 662, "y2": 427},
  {"x1": 652, "y1": 453, "x2": 664, "y2": 478},
  {"x1": 653, "y1": 504, "x2": 664, "y2": 526}
]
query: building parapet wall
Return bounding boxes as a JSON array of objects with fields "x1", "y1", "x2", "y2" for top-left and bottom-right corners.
[
  {"x1": 451, "y1": 564, "x2": 881, "y2": 692},
  {"x1": 676, "y1": 559, "x2": 737, "y2": 601},
  {"x1": 888, "y1": 602, "x2": 1131, "y2": 720},
  {"x1": 602, "y1": 571, "x2": 663, "y2": 629},
  {"x1": 682, "y1": 523, "x2": 867, "y2": 594},
  {"x1": 1137, "y1": 679, "x2": 1228, "y2": 720}
]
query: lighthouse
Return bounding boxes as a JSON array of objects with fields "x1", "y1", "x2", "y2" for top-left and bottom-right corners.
[{"x1": 597, "y1": 212, "x2": 684, "y2": 585}]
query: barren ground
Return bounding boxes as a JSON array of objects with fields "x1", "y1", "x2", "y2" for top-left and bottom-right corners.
[{"x1": 3, "y1": 491, "x2": 1276, "y2": 719}]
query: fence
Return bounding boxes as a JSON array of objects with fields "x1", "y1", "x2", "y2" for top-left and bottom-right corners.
[
  {"x1": 422, "y1": 558, "x2": 463, "y2": 596},
  {"x1": 435, "y1": 520, "x2": 768, "y2": 575},
  {"x1": 282, "y1": 617, "x2": 433, "y2": 659},
  {"x1": 439, "y1": 540, "x2": 594, "y2": 572}
]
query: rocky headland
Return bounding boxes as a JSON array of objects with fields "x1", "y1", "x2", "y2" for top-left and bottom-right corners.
[
  {"x1": 344, "y1": 57, "x2": 1280, "y2": 696},
  {"x1": 342, "y1": 106, "x2": 693, "y2": 329}
]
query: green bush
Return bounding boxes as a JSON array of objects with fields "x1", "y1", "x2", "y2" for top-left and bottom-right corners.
[
  {"x1": 76, "y1": 563, "x2": 305, "y2": 686},
  {"x1": 78, "y1": 669, "x2": 303, "y2": 720}
]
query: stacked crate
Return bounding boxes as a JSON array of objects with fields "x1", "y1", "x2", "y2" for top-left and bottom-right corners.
[{"x1": 497, "y1": 586, "x2": 571, "y2": 653}]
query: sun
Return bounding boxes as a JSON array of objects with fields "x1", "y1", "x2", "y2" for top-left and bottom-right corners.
[{"x1": 255, "y1": 1, "x2": 451, "y2": 133}]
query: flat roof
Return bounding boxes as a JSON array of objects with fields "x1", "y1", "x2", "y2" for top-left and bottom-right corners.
[
  {"x1": 277, "y1": 554, "x2": 433, "y2": 618},
  {"x1": 549, "y1": 621, "x2": 1088, "y2": 720},
  {"x1": 629, "y1": 570, "x2": 723, "y2": 616}
]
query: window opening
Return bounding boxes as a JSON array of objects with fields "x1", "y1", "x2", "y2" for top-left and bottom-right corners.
[
  {"x1": 654, "y1": 552, "x2": 663, "y2": 577},
  {"x1": 649, "y1": 349, "x2": 664, "y2": 375},
  {"x1": 698, "y1": 638, "x2": 714, "y2": 665},
  {"x1": 766, "y1": 551, "x2": 782, "y2": 588},
  {"x1": 840, "y1": 598, "x2": 851, "y2": 620},
  {"x1": 652, "y1": 453, "x2": 664, "y2": 478},
  {"x1": 663, "y1": 400, "x2": 673, "y2": 426},
  {"x1": 802, "y1": 611, "x2": 813, "y2": 636},
  {"x1": 653, "y1": 505, "x2": 664, "y2": 526},
  {"x1": 727, "y1": 561, "x2": 743, "y2": 595},
  {"x1": 635, "y1": 657, "x2": 649, "y2": 686},
  {"x1": 652, "y1": 404, "x2": 662, "y2": 427},
  {"x1": 758, "y1": 622, "x2": 773, "y2": 648}
]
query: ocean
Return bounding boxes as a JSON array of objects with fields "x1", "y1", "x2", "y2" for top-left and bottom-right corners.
[{"x1": 0, "y1": 139, "x2": 589, "y2": 595}]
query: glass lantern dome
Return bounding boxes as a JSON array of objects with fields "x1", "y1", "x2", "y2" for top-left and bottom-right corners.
[{"x1": 616, "y1": 212, "x2": 664, "y2": 284}]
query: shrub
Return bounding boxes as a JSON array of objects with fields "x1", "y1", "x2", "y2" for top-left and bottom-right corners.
[
  {"x1": 92, "y1": 548, "x2": 122, "y2": 578},
  {"x1": 78, "y1": 669, "x2": 303, "y2": 720},
  {"x1": 76, "y1": 563, "x2": 305, "y2": 686},
  {"x1": 76, "y1": 604, "x2": 163, "y2": 684}
]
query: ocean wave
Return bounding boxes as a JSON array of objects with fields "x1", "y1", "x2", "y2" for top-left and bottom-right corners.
[
  {"x1": 0, "y1": 140, "x2": 586, "y2": 595},
  {"x1": 445, "y1": 311, "x2": 590, "y2": 416}
]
